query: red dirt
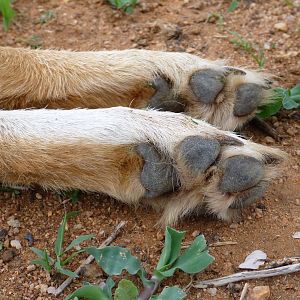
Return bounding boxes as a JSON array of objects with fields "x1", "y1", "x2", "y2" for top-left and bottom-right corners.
[{"x1": 0, "y1": 0, "x2": 299, "y2": 299}]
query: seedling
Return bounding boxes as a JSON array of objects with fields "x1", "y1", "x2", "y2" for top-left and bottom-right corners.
[
  {"x1": 258, "y1": 83, "x2": 300, "y2": 118},
  {"x1": 230, "y1": 31, "x2": 266, "y2": 68},
  {"x1": 0, "y1": 0, "x2": 15, "y2": 30},
  {"x1": 227, "y1": 0, "x2": 239, "y2": 12},
  {"x1": 66, "y1": 227, "x2": 214, "y2": 300},
  {"x1": 107, "y1": 0, "x2": 139, "y2": 14},
  {"x1": 31, "y1": 211, "x2": 95, "y2": 277},
  {"x1": 39, "y1": 10, "x2": 55, "y2": 24}
]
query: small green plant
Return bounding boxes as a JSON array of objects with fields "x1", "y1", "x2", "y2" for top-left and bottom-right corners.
[
  {"x1": 26, "y1": 34, "x2": 43, "y2": 49},
  {"x1": 207, "y1": 12, "x2": 224, "y2": 30},
  {"x1": 0, "y1": 0, "x2": 15, "y2": 30},
  {"x1": 31, "y1": 211, "x2": 95, "y2": 277},
  {"x1": 107, "y1": 0, "x2": 138, "y2": 13},
  {"x1": 39, "y1": 10, "x2": 55, "y2": 24},
  {"x1": 227, "y1": 0, "x2": 239, "y2": 12},
  {"x1": 66, "y1": 227, "x2": 214, "y2": 300},
  {"x1": 230, "y1": 31, "x2": 266, "y2": 68},
  {"x1": 258, "y1": 84, "x2": 300, "y2": 118}
]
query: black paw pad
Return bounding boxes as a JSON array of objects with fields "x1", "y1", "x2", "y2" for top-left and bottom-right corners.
[
  {"x1": 219, "y1": 155, "x2": 264, "y2": 193},
  {"x1": 179, "y1": 136, "x2": 220, "y2": 173},
  {"x1": 148, "y1": 76, "x2": 185, "y2": 113},
  {"x1": 136, "y1": 143, "x2": 178, "y2": 198},
  {"x1": 190, "y1": 69, "x2": 224, "y2": 104},
  {"x1": 234, "y1": 83, "x2": 263, "y2": 117}
]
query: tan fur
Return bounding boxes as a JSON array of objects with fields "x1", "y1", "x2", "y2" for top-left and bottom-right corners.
[
  {"x1": 0, "y1": 139, "x2": 145, "y2": 203},
  {"x1": 0, "y1": 47, "x2": 268, "y2": 129}
]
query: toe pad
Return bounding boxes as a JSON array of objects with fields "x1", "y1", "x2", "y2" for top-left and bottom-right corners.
[
  {"x1": 179, "y1": 136, "x2": 221, "y2": 173},
  {"x1": 234, "y1": 83, "x2": 263, "y2": 117},
  {"x1": 136, "y1": 143, "x2": 178, "y2": 198},
  {"x1": 190, "y1": 69, "x2": 224, "y2": 104},
  {"x1": 219, "y1": 155, "x2": 264, "y2": 193}
]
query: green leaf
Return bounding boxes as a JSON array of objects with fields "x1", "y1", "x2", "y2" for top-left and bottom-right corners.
[
  {"x1": 114, "y1": 279, "x2": 138, "y2": 300},
  {"x1": 62, "y1": 249, "x2": 85, "y2": 266},
  {"x1": 137, "y1": 268, "x2": 154, "y2": 288},
  {"x1": 64, "y1": 234, "x2": 95, "y2": 252},
  {"x1": 55, "y1": 260, "x2": 78, "y2": 278},
  {"x1": 290, "y1": 83, "x2": 300, "y2": 96},
  {"x1": 0, "y1": 0, "x2": 15, "y2": 31},
  {"x1": 31, "y1": 247, "x2": 48, "y2": 260},
  {"x1": 30, "y1": 247, "x2": 54, "y2": 270},
  {"x1": 156, "y1": 235, "x2": 214, "y2": 278},
  {"x1": 65, "y1": 285, "x2": 110, "y2": 300},
  {"x1": 85, "y1": 246, "x2": 142, "y2": 276},
  {"x1": 102, "y1": 277, "x2": 115, "y2": 299},
  {"x1": 283, "y1": 96, "x2": 299, "y2": 109},
  {"x1": 151, "y1": 287, "x2": 187, "y2": 300},
  {"x1": 257, "y1": 100, "x2": 282, "y2": 118},
  {"x1": 31, "y1": 259, "x2": 52, "y2": 272},
  {"x1": 156, "y1": 227, "x2": 185, "y2": 271},
  {"x1": 55, "y1": 211, "x2": 79, "y2": 257},
  {"x1": 227, "y1": 0, "x2": 239, "y2": 12}
]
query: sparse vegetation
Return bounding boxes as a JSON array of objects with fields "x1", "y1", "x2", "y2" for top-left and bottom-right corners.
[
  {"x1": 31, "y1": 213, "x2": 214, "y2": 300},
  {"x1": 227, "y1": 0, "x2": 239, "y2": 12},
  {"x1": 39, "y1": 10, "x2": 55, "y2": 24},
  {"x1": 258, "y1": 84, "x2": 300, "y2": 118},
  {"x1": 0, "y1": 0, "x2": 15, "y2": 30},
  {"x1": 66, "y1": 227, "x2": 214, "y2": 300},
  {"x1": 107, "y1": 0, "x2": 138, "y2": 13},
  {"x1": 229, "y1": 31, "x2": 266, "y2": 68},
  {"x1": 31, "y1": 211, "x2": 95, "y2": 277}
]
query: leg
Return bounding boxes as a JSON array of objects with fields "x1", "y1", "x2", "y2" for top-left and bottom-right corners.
[
  {"x1": 0, "y1": 47, "x2": 271, "y2": 130},
  {"x1": 0, "y1": 107, "x2": 285, "y2": 225}
]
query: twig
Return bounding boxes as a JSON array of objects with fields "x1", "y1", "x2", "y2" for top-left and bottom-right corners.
[
  {"x1": 250, "y1": 117, "x2": 280, "y2": 141},
  {"x1": 49, "y1": 221, "x2": 126, "y2": 297},
  {"x1": 194, "y1": 263, "x2": 300, "y2": 288},
  {"x1": 209, "y1": 241, "x2": 237, "y2": 247},
  {"x1": 239, "y1": 283, "x2": 249, "y2": 300}
]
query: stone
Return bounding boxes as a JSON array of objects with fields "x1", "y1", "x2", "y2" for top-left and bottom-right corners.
[
  {"x1": 10, "y1": 239, "x2": 22, "y2": 250},
  {"x1": 7, "y1": 217, "x2": 20, "y2": 228},
  {"x1": 27, "y1": 264, "x2": 36, "y2": 272},
  {"x1": 247, "y1": 285, "x2": 270, "y2": 300},
  {"x1": 274, "y1": 22, "x2": 288, "y2": 32},
  {"x1": 2, "y1": 249, "x2": 16, "y2": 263},
  {"x1": 265, "y1": 136, "x2": 275, "y2": 144},
  {"x1": 207, "y1": 287, "x2": 217, "y2": 296}
]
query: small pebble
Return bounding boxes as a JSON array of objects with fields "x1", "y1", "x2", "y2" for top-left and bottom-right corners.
[
  {"x1": 247, "y1": 285, "x2": 270, "y2": 300},
  {"x1": 2, "y1": 249, "x2": 16, "y2": 262},
  {"x1": 295, "y1": 199, "x2": 300, "y2": 206},
  {"x1": 10, "y1": 239, "x2": 22, "y2": 250},
  {"x1": 7, "y1": 217, "x2": 20, "y2": 228},
  {"x1": 27, "y1": 264, "x2": 36, "y2": 272},
  {"x1": 39, "y1": 284, "x2": 48, "y2": 294},
  {"x1": 35, "y1": 193, "x2": 43, "y2": 200},
  {"x1": 24, "y1": 232, "x2": 34, "y2": 246},
  {"x1": 0, "y1": 228, "x2": 8, "y2": 239},
  {"x1": 207, "y1": 287, "x2": 217, "y2": 296},
  {"x1": 265, "y1": 136, "x2": 275, "y2": 144},
  {"x1": 192, "y1": 230, "x2": 200, "y2": 237},
  {"x1": 274, "y1": 22, "x2": 288, "y2": 32}
]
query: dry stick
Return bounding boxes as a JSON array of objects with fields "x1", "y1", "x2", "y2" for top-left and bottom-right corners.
[
  {"x1": 239, "y1": 283, "x2": 249, "y2": 300},
  {"x1": 49, "y1": 221, "x2": 126, "y2": 297},
  {"x1": 250, "y1": 117, "x2": 280, "y2": 141},
  {"x1": 194, "y1": 263, "x2": 300, "y2": 288}
]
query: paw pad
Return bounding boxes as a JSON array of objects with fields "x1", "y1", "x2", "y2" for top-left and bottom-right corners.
[
  {"x1": 136, "y1": 143, "x2": 178, "y2": 198},
  {"x1": 219, "y1": 155, "x2": 264, "y2": 193}
]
